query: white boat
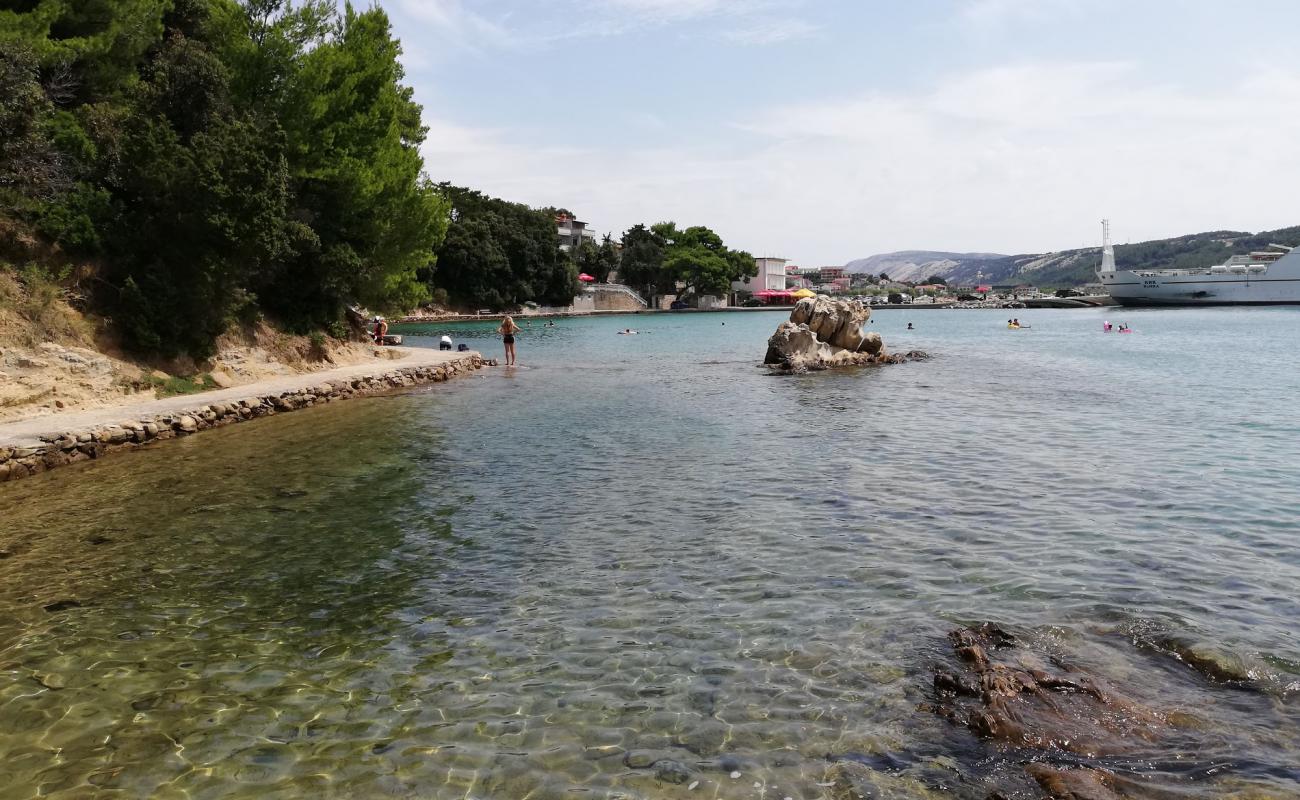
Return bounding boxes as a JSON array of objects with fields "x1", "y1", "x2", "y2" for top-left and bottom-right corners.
[{"x1": 1097, "y1": 219, "x2": 1300, "y2": 305}]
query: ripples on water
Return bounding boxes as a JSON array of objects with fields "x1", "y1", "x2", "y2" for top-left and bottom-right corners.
[{"x1": 1, "y1": 308, "x2": 1298, "y2": 798}]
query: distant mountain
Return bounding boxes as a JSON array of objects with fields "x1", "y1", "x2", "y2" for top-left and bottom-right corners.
[
  {"x1": 844, "y1": 251, "x2": 1008, "y2": 284},
  {"x1": 844, "y1": 226, "x2": 1300, "y2": 287}
]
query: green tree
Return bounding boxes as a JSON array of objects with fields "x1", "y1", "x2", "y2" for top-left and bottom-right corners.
[
  {"x1": 661, "y1": 224, "x2": 754, "y2": 297},
  {"x1": 618, "y1": 223, "x2": 669, "y2": 297},
  {"x1": 595, "y1": 233, "x2": 618, "y2": 283},
  {"x1": 103, "y1": 32, "x2": 290, "y2": 356},
  {"x1": 260, "y1": 3, "x2": 448, "y2": 327},
  {"x1": 573, "y1": 237, "x2": 601, "y2": 282},
  {"x1": 432, "y1": 186, "x2": 579, "y2": 310},
  {"x1": 0, "y1": 42, "x2": 63, "y2": 206}
]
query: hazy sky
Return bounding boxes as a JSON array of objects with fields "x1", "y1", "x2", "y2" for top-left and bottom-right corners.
[{"x1": 385, "y1": 0, "x2": 1300, "y2": 265}]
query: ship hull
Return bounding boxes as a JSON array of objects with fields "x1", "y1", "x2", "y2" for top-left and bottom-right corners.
[
  {"x1": 1112, "y1": 295, "x2": 1300, "y2": 306},
  {"x1": 1101, "y1": 254, "x2": 1300, "y2": 306}
]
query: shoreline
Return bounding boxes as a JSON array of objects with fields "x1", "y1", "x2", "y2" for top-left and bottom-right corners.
[
  {"x1": 396, "y1": 300, "x2": 1115, "y2": 325},
  {"x1": 0, "y1": 348, "x2": 484, "y2": 484}
]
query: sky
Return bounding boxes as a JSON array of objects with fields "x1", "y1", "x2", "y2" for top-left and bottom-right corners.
[{"x1": 384, "y1": 0, "x2": 1300, "y2": 266}]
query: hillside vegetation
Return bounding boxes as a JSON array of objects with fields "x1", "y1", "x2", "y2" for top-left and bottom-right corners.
[
  {"x1": 1, "y1": 0, "x2": 448, "y2": 358},
  {"x1": 845, "y1": 226, "x2": 1300, "y2": 287}
]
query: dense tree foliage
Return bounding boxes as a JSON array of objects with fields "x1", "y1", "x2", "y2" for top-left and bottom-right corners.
[
  {"x1": 433, "y1": 185, "x2": 579, "y2": 310},
  {"x1": 569, "y1": 233, "x2": 618, "y2": 285},
  {"x1": 617, "y1": 221, "x2": 754, "y2": 300},
  {"x1": 617, "y1": 223, "x2": 670, "y2": 297},
  {"x1": 0, "y1": 0, "x2": 448, "y2": 356},
  {"x1": 661, "y1": 224, "x2": 754, "y2": 297}
]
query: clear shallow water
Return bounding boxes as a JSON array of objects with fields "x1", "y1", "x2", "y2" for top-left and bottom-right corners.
[{"x1": 1, "y1": 307, "x2": 1298, "y2": 799}]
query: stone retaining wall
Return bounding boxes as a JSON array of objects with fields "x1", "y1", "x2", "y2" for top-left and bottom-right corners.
[{"x1": 0, "y1": 354, "x2": 484, "y2": 484}]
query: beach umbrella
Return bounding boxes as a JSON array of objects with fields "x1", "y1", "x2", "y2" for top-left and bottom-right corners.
[
  {"x1": 754, "y1": 289, "x2": 780, "y2": 297},
  {"x1": 790, "y1": 288, "x2": 816, "y2": 299},
  {"x1": 578, "y1": 273, "x2": 596, "y2": 282}
]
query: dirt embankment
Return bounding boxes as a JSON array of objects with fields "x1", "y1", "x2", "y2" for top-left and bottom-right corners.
[{"x1": 0, "y1": 268, "x2": 392, "y2": 425}]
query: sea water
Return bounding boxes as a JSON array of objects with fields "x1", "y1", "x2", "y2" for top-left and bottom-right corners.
[{"x1": 1, "y1": 308, "x2": 1297, "y2": 798}]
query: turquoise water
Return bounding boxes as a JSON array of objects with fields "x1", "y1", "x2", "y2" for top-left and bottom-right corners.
[{"x1": 1, "y1": 307, "x2": 1298, "y2": 798}]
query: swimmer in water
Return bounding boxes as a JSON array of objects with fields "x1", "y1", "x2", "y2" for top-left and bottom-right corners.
[{"x1": 906, "y1": 322, "x2": 914, "y2": 330}]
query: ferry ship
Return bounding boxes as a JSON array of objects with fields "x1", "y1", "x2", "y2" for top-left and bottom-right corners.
[{"x1": 1097, "y1": 220, "x2": 1300, "y2": 305}]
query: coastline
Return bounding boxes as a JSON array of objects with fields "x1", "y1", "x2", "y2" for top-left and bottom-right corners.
[
  {"x1": 0, "y1": 347, "x2": 484, "y2": 484},
  {"x1": 397, "y1": 298, "x2": 1116, "y2": 325}
]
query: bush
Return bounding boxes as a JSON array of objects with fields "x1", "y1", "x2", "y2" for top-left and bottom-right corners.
[
  {"x1": 35, "y1": 183, "x2": 111, "y2": 253},
  {"x1": 16, "y1": 262, "x2": 68, "y2": 316},
  {"x1": 149, "y1": 373, "x2": 219, "y2": 397}
]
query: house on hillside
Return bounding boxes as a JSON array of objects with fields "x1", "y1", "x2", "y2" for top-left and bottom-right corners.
[{"x1": 555, "y1": 213, "x2": 596, "y2": 252}]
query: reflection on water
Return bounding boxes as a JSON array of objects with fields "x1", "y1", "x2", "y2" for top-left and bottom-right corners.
[{"x1": 1, "y1": 308, "x2": 1299, "y2": 798}]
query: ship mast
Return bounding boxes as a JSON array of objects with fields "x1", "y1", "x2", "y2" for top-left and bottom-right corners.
[{"x1": 1099, "y1": 219, "x2": 1116, "y2": 273}]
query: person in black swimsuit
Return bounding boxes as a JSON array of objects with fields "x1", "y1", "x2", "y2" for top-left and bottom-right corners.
[{"x1": 498, "y1": 315, "x2": 521, "y2": 365}]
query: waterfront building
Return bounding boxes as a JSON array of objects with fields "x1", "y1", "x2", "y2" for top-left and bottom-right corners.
[
  {"x1": 555, "y1": 212, "x2": 596, "y2": 253},
  {"x1": 732, "y1": 256, "x2": 789, "y2": 294}
]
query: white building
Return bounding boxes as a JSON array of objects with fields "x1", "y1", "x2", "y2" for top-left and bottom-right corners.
[{"x1": 732, "y1": 257, "x2": 788, "y2": 295}]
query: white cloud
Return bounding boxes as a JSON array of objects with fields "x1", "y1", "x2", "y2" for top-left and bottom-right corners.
[
  {"x1": 722, "y1": 17, "x2": 819, "y2": 45},
  {"x1": 420, "y1": 60, "x2": 1300, "y2": 263},
  {"x1": 389, "y1": 0, "x2": 518, "y2": 52},
  {"x1": 389, "y1": 0, "x2": 814, "y2": 55}
]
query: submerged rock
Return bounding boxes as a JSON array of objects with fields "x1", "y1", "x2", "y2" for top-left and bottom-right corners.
[
  {"x1": 1025, "y1": 764, "x2": 1126, "y2": 800},
  {"x1": 1148, "y1": 634, "x2": 1269, "y2": 689},
  {"x1": 765, "y1": 295, "x2": 923, "y2": 371},
  {"x1": 932, "y1": 623, "x2": 1167, "y2": 756},
  {"x1": 823, "y1": 761, "x2": 950, "y2": 800},
  {"x1": 652, "y1": 758, "x2": 694, "y2": 785}
]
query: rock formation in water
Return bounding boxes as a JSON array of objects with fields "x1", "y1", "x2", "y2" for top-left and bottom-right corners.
[
  {"x1": 763, "y1": 295, "x2": 926, "y2": 371},
  {"x1": 826, "y1": 622, "x2": 1294, "y2": 799},
  {"x1": 929, "y1": 623, "x2": 1179, "y2": 799},
  {"x1": 932, "y1": 622, "x2": 1168, "y2": 757}
]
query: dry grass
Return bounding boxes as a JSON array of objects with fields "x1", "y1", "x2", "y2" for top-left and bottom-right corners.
[{"x1": 0, "y1": 265, "x2": 94, "y2": 350}]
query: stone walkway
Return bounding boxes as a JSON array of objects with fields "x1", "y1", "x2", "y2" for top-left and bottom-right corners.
[{"x1": 0, "y1": 347, "x2": 477, "y2": 450}]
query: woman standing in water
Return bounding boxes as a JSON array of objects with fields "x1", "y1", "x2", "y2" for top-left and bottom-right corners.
[{"x1": 498, "y1": 315, "x2": 521, "y2": 365}]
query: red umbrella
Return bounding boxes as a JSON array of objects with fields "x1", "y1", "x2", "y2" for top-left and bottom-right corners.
[{"x1": 578, "y1": 273, "x2": 596, "y2": 282}]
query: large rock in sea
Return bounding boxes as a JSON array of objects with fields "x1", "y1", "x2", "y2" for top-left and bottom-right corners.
[{"x1": 764, "y1": 295, "x2": 893, "y2": 371}]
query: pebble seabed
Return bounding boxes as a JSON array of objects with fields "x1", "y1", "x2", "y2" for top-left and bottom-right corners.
[{"x1": 0, "y1": 354, "x2": 485, "y2": 484}]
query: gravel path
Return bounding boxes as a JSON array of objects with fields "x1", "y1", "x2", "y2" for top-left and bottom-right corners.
[{"x1": 0, "y1": 347, "x2": 474, "y2": 449}]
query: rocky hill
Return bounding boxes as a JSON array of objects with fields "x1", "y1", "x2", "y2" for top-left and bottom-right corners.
[
  {"x1": 845, "y1": 226, "x2": 1300, "y2": 287},
  {"x1": 843, "y1": 251, "x2": 1007, "y2": 284}
]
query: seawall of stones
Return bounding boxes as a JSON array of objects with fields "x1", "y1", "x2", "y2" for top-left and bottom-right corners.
[{"x1": 0, "y1": 355, "x2": 484, "y2": 484}]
